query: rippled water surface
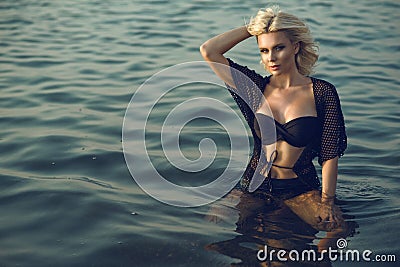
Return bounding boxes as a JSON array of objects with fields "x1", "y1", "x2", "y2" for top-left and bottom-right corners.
[{"x1": 1, "y1": 0, "x2": 399, "y2": 266}]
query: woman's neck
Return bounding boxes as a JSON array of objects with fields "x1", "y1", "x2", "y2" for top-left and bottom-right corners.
[{"x1": 269, "y1": 69, "x2": 308, "y2": 89}]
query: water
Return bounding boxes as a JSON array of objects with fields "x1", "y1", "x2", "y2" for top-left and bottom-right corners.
[{"x1": 0, "y1": 0, "x2": 399, "y2": 266}]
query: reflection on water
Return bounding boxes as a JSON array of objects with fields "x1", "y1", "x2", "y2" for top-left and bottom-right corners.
[
  {"x1": 205, "y1": 189, "x2": 358, "y2": 266},
  {"x1": 0, "y1": 0, "x2": 399, "y2": 265}
]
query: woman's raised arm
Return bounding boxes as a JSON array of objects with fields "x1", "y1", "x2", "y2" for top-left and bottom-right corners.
[{"x1": 200, "y1": 26, "x2": 252, "y2": 87}]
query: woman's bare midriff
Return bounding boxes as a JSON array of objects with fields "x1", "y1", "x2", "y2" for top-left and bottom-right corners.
[{"x1": 269, "y1": 141, "x2": 305, "y2": 179}]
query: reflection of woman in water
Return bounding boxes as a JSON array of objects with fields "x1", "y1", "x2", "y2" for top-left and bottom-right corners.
[{"x1": 200, "y1": 5, "x2": 356, "y2": 265}]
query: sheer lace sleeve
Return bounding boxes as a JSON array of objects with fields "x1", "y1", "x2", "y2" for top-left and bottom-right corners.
[
  {"x1": 226, "y1": 58, "x2": 265, "y2": 89},
  {"x1": 225, "y1": 58, "x2": 267, "y2": 126},
  {"x1": 315, "y1": 79, "x2": 347, "y2": 165}
]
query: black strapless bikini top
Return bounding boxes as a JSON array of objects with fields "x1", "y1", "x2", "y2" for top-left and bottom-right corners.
[{"x1": 255, "y1": 113, "x2": 320, "y2": 148}]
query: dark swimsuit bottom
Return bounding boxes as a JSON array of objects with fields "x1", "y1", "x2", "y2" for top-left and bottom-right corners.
[{"x1": 253, "y1": 113, "x2": 320, "y2": 198}]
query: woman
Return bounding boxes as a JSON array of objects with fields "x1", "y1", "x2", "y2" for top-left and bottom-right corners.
[{"x1": 200, "y1": 5, "x2": 347, "y2": 232}]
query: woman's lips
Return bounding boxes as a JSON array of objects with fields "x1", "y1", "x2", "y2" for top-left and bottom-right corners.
[{"x1": 269, "y1": 65, "x2": 280, "y2": 71}]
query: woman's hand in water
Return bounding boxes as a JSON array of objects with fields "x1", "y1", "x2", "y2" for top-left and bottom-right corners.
[{"x1": 315, "y1": 196, "x2": 343, "y2": 231}]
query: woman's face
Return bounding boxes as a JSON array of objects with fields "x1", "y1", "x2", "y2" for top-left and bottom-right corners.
[{"x1": 257, "y1": 31, "x2": 299, "y2": 75}]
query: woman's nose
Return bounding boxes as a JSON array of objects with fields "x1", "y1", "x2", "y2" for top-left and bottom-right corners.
[{"x1": 268, "y1": 51, "x2": 276, "y2": 62}]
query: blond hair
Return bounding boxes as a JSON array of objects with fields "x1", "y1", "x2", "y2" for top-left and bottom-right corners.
[{"x1": 247, "y1": 5, "x2": 319, "y2": 75}]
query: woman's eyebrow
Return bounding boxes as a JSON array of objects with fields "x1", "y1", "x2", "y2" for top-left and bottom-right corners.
[{"x1": 259, "y1": 43, "x2": 285, "y2": 49}]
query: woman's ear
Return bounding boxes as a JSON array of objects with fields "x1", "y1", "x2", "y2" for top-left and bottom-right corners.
[{"x1": 294, "y1": 42, "x2": 300, "y2": 54}]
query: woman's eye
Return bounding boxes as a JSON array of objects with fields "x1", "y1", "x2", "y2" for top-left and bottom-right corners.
[
  {"x1": 275, "y1": 46, "x2": 285, "y2": 51},
  {"x1": 260, "y1": 49, "x2": 268, "y2": 53}
]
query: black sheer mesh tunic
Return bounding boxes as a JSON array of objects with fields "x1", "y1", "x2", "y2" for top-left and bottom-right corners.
[{"x1": 225, "y1": 58, "x2": 347, "y2": 192}]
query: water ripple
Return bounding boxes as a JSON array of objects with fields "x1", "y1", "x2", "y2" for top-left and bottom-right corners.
[{"x1": 0, "y1": 0, "x2": 399, "y2": 266}]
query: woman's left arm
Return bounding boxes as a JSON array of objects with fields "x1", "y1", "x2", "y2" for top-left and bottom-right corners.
[
  {"x1": 321, "y1": 156, "x2": 338, "y2": 200},
  {"x1": 317, "y1": 156, "x2": 344, "y2": 229}
]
